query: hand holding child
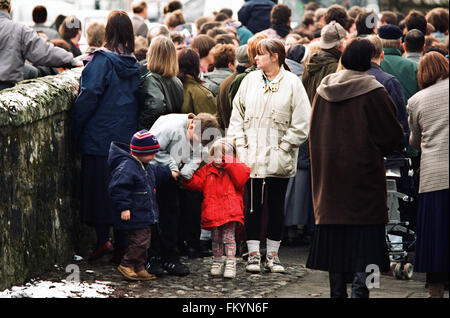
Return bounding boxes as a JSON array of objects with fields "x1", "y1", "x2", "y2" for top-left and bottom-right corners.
[{"x1": 172, "y1": 170, "x2": 180, "y2": 180}]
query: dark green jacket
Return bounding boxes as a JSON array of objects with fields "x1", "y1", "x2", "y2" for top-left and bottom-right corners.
[
  {"x1": 181, "y1": 75, "x2": 217, "y2": 115},
  {"x1": 228, "y1": 65, "x2": 257, "y2": 106},
  {"x1": 302, "y1": 48, "x2": 341, "y2": 104},
  {"x1": 381, "y1": 48, "x2": 419, "y2": 103},
  {"x1": 138, "y1": 71, "x2": 184, "y2": 130}
]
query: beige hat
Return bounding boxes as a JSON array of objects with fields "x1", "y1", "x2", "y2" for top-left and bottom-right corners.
[
  {"x1": 320, "y1": 21, "x2": 347, "y2": 50},
  {"x1": 0, "y1": 0, "x2": 11, "y2": 10}
]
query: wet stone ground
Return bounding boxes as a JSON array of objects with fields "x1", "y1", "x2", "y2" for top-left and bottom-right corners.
[{"x1": 35, "y1": 254, "x2": 307, "y2": 298}]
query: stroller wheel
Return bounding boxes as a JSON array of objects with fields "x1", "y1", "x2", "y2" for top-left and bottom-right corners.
[
  {"x1": 393, "y1": 263, "x2": 403, "y2": 280},
  {"x1": 402, "y1": 263, "x2": 414, "y2": 280},
  {"x1": 390, "y1": 262, "x2": 396, "y2": 272}
]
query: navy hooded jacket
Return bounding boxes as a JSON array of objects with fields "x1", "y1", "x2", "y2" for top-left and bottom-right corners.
[
  {"x1": 108, "y1": 142, "x2": 172, "y2": 230},
  {"x1": 367, "y1": 62, "x2": 410, "y2": 165},
  {"x1": 72, "y1": 50, "x2": 141, "y2": 156}
]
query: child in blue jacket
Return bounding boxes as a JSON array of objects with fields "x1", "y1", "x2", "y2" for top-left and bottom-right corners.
[{"x1": 108, "y1": 130, "x2": 177, "y2": 281}]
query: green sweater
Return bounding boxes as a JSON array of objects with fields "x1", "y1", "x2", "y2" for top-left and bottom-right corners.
[
  {"x1": 228, "y1": 65, "x2": 258, "y2": 106},
  {"x1": 381, "y1": 48, "x2": 419, "y2": 103}
]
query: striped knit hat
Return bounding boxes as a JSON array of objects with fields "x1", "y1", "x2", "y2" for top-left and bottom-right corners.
[{"x1": 130, "y1": 130, "x2": 160, "y2": 156}]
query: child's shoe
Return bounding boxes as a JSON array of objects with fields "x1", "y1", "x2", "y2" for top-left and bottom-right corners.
[
  {"x1": 136, "y1": 269, "x2": 157, "y2": 281},
  {"x1": 210, "y1": 257, "x2": 225, "y2": 276},
  {"x1": 117, "y1": 265, "x2": 139, "y2": 281},
  {"x1": 223, "y1": 258, "x2": 237, "y2": 279},
  {"x1": 245, "y1": 252, "x2": 261, "y2": 273},
  {"x1": 264, "y1": 252, "x2": 285, "y2": 273}
]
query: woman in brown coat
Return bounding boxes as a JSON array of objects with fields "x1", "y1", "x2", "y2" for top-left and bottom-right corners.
[{"x1": 306, "y1": 38, "x2": 404, "y2": 298}]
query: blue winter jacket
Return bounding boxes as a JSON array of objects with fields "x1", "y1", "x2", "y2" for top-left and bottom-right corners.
[
  {"x1": 72, "y1": 50, "x2": 141, "y2": 156},
  {"x1": 238, "y1": 0, "x2": 275, "y2": 34},
  {"x1": 108, "y1": 142, "x2": 172, "y2": 231}
]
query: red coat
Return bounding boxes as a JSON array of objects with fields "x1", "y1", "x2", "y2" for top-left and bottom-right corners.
[{"x1": 183, "y1": 160, "x2": 250, "y2": 230}]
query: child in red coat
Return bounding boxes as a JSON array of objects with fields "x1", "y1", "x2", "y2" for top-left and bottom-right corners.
[{"x1": 184, "y1": 138, "x2": 250, "y2": 278}]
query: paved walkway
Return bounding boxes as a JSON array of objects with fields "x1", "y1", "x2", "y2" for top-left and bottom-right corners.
[
  {"x1": 1, "y1": 245, "x2": 448, "y2": 298},
  {"x1": 268, "y1": 245, "x2": 448, "y2": 298}
]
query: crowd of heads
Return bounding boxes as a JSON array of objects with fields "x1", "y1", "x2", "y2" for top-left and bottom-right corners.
[
  {"x1": 285, "y1": 2, "x2": 449, "y2": 82},
  {"x1": 5, "y1": 0, "x2": 448, "y2": 86}
]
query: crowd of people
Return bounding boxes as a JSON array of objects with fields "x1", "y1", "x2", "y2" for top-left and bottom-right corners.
[{"x1": 0, "y1": 0, "x2": 448, "y2": 298}]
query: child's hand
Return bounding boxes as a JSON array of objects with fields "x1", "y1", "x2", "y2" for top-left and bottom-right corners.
[
  {"x1": 121, "y1": 210, "x2": 131, "y2": 221},
  {"x1": 172, "y1": 170, "x2": 180, "y2": 180}
]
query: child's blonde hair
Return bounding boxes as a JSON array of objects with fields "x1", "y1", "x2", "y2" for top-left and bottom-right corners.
[{"x1": 209, "y1": 137, "x2": 238, "y2": 160}]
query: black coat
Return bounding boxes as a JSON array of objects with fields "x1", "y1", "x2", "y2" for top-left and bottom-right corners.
[{"x1": 138, "y1": 71, "x2": 184, "y2": 130}]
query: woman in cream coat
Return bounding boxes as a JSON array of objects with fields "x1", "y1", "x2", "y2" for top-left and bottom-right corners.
[
  {"x1": 227, "y1": 38, "x2": 310, "y2": 273},
  {"x1": 407, "y1": 52, "x2": 449, "y2": 298}
]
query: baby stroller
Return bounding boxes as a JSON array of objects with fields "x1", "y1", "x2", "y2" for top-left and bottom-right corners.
[{"x1": 385, "y1": 157, "x2": 417, "y2": 280}]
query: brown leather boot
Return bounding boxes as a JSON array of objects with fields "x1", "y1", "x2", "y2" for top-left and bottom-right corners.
[
  {"x1": 428, "y1": 283, "x2": 445, "y2": 298},
  {"x1": 136, "y1": 269, "x2": 157, "y2": 281},
  {"x1": 117, "y1": 265, "x2": 139, "y2": 281}
]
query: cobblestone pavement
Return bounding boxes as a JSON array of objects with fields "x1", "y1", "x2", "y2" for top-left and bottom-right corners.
[
  {"x1": 5, "y1": 245, "x2": 448, "y2": 299},
  {"x1": 30, "y1": 247, "x2": 307, "y2": 298}
]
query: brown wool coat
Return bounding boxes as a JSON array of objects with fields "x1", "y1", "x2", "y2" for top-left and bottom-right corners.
[
  {"x1": 309, "y1": 70, "x2": 404, "y2": 225},
  {"x1": 217, "y1": 72, "x2": 238, "y2": 130}
]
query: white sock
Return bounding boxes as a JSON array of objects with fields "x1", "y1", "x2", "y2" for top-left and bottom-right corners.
[
  {"x1": 266, "y1": 239, "x2": 281, "y2": 255},
  {"x1": 200, "y1": 229, "x2": 211, "y2": 240},
  {"x1": 246, "y1": 240, "x2": 260, "y2": 254}
]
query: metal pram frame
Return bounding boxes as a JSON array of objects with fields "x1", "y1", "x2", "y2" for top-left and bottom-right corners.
[{"x1": 385, "y1": 157, "x2": 417, "y2": 280}]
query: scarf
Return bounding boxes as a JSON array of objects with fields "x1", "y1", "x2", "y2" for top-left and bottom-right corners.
[{"x1": 271, "y1": 24, "x2": 291, "y2": 39}]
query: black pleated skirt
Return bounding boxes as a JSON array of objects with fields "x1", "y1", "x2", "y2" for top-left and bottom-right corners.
[
  {"x1": 415, "y1": 189, "x2": 449, "y2": 273},
  {"x1": 306, "y1": 224, "x2": 390, "y2": 273},
  {"x1": 81, "y1": 155, "x2": 114, "y2": 226}
]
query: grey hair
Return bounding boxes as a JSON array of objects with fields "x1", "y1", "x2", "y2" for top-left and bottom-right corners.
[{"x1": 147, "y1": 24, "x2": 170, "y2": 45}]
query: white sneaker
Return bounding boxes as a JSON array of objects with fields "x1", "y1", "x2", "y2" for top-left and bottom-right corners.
[
  {"x1": 210, "y1": 258, "x2": 225, "y2": 276},
  {"x1": 223, "y1": 258, "x2": 236, "y2": 278},
  {"x1": 246, "y1": 252, "x2": 261, "y2": 273},
  {"x1": 265, "y1": 252, "x2": 285, "y2": 273}
]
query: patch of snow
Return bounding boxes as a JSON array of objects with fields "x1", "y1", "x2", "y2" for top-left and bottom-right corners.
[{"x1": 0, "y1": 280, "x2": 114, "y2": 298}]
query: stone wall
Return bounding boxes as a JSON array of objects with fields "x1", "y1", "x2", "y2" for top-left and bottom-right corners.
[{"x1": 0, "y1": 69, "x2": 94, "y2": 291}]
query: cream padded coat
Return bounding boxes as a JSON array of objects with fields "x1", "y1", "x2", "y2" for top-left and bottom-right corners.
[{"x1": 227, "y1": 67, "x2": 311, "y2": 178}]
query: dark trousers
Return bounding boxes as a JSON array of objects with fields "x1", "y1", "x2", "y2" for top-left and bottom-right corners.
[
  {"x1": 329, "y1": 272, "x2": 370, "y2": 298},
  {"x1": 94, "y1": 224, "x2": 128, "y2": 250},
  {"x1": 178, "y1": 189, "x2": 203, "y2": 250},
  {"x1": 0, "y1": 82, "x2": 14, "y2": 91},
  {"x1": 121, "y1": 227, "x2": 151, "y2": 272},
  {"x1": 426, "y1": 272, "x2": 449, "y2": 284},
  {"x1": 245, "y1": 178, "x2": 289, "y2": 241},
  {"x1": 148, "y1": 180, "x2": 181, "y2": 262}
]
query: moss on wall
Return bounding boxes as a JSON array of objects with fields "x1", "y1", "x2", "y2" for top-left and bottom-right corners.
[{"x1": 0, "y1": 69, "x2": 95, "y2": 291}]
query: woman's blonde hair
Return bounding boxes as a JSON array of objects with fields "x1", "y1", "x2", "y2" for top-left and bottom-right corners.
[
  {"x1": 147, "y1": 35, "x2": 178, "y2": 77},
  {"x1": 366, "y1": 35, "x2": 383, "y2": 59},
  {"x1": 209, "y1": 137, "x2": 238, "y2": 160}
]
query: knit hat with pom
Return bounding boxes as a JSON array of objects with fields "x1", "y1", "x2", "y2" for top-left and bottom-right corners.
[{"x1": 130, "y1": 130, "x2": 160, "y2": 156}]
